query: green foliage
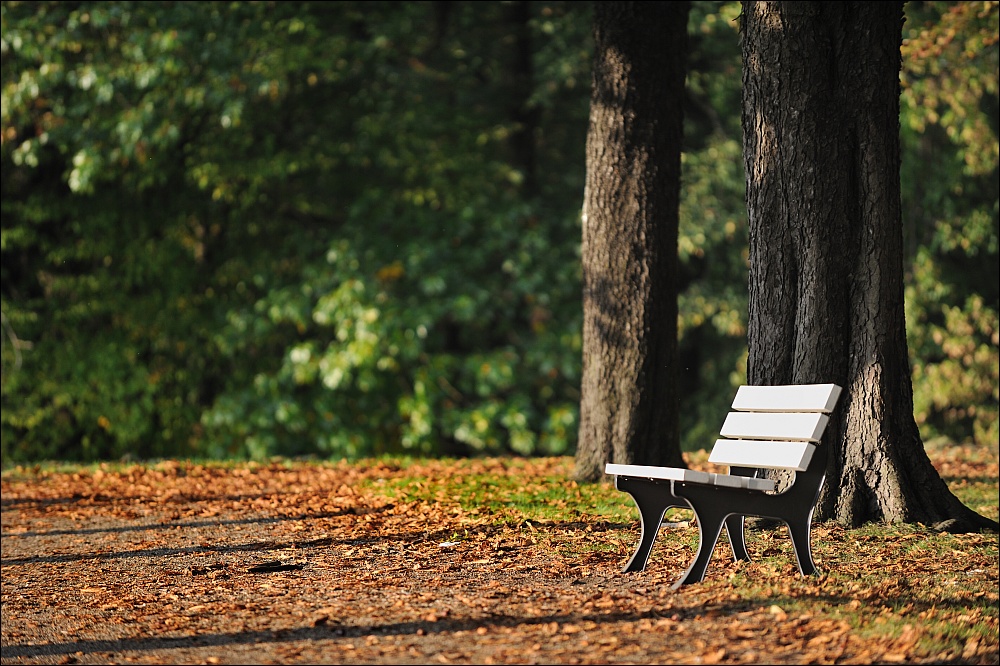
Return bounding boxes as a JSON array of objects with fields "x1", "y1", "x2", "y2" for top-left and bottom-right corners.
[
  {"x1": 2, "y1": 1, "x2": 303, "y2": 460},
  {"x1": 194, "y1": 1, "x2": 592, "y2": 460},
  {"x1": 1, "y1": 1, "x2": 591, "y2": 462},
  {"x1": 1, "y1": 1, "x2": 996, "y2": 463},
  {"x1": 901, "y1": 1, "x2": 999, "y2": 447}
]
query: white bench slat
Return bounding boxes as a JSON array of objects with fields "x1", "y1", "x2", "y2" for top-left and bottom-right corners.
[
  {"x1": 709, "y1": 439, "x2": 816, "y2": 471},
  {"x1": 720, "y1": 411, "x2": 829, "y2": 441},
  {"x1": 732, "y1": 384, "x2": 842, "y2": 413},
  {"x1": 604, "y1": 463, "x2": 775, "y2": 492},
  {"x1": 605, "y1": 463, "x2": 691, "y2": 482}
]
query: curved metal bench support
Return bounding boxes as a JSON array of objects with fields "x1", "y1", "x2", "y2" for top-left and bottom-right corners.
[{"x1": 606, "y1": 384, "x2": 841, "y2": 588}]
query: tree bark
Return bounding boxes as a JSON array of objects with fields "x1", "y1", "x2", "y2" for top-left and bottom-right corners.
[
  {"x1": 740, "y1": 1, "x2": 997, "y2": 531},
  {"x1": 574, "y1": 1, "x2": 690, "y2": 481}
]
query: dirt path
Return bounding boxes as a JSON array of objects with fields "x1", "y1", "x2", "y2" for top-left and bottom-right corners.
[{"x1": 2, "y1": 456, "x2": 997, "y2": 664}]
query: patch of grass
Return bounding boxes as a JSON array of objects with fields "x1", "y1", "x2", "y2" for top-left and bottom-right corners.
[
  {"x1": 365, "y1": 460, "x2": 636, "y2": 525},
  {"x1": 950, "y1": 478, "x2": 999, "y2": 522}
]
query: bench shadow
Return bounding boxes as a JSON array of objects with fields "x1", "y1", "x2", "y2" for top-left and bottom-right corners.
[
  {"x1": 1, "y1": 503, "x2": 628, "y2": 566},
  {"x1": 1, "y1": 506, "x2": 372, "y2": 539},
  {"x1": 1, "y1": 490, "x2": 306, "y2": 510},
  {"x1": 0, "y1": 519, "x2": 531, "y2": 567}
]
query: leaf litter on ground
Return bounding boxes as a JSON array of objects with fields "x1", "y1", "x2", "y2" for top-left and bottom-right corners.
[{"x1": 1, "y1": 442, "x2": 996, "y2": 664}]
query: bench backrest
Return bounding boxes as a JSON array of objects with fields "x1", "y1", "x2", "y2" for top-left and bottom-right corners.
[{"x1": 708, "y1": 384, "x2": 842, "y2": 473}]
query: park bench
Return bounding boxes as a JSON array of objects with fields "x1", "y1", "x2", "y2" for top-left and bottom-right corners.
[{"x1": 605, "y1": 383, "x2": 842, "y2": 589}]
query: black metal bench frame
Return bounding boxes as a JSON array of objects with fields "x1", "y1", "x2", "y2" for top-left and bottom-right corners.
[{"x1": 607, "y1": 383, "x2": 841, "y2": 589}]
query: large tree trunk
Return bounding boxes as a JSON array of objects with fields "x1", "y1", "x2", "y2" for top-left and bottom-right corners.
[
  {"x1": 574, "y1": 1, "x2": 690, "y2": 481},
  {"x1": 740, "y1": 1, "x2": 997, "y2": 531}
]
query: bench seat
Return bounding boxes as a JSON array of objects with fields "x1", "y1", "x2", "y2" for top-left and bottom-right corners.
[{"x1": 604, "y1": 463, "x2": 776, "y2": 492}]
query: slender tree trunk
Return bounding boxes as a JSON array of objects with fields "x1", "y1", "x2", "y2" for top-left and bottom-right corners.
[
  {"x1": 740, "y1": 1, "x2": 997, "y2": 531},
  {"x1": 504, "y1": 0, "x2": 539, "y2": 197},
  {"x1": 574, "y1": 1, "x2": 690, "y2": 481}
]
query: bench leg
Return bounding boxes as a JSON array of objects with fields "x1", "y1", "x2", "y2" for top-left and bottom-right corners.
[
  {"x1": 615, "y1": 476, "x2": 686, "y2": 573},
  {"x1": 725, "y1": 515, "x2": 752, "y2": 562},
  {"x1": 786, "y1": 518, "x2": 818, "y2": 576},
  {"x1": 673, "y1": 503, "x2": 730, "y2": 589}
]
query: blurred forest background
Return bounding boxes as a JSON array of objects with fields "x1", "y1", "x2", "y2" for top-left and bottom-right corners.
[{"x1": 1, "y1": 1, "x2": 997, "y2": 464}]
